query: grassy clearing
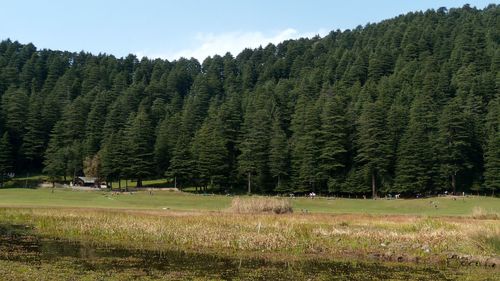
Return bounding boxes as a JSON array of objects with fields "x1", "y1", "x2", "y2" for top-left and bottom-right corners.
[
  {"x1": 0, "y1": 188, "x2": 497, "y2": 277},
  {"x1": 0, "y1": 188, "x2": 230, "y2": 211},
  {"x1": 0, "y1": 188, "x2": 498, "y2": 217},
  {"x1": 230, "y1": 197, "x2": 293, "y2": 214}
]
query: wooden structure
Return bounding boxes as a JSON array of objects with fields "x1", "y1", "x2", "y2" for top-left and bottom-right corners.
[{"x1": 73, "y1": 176, "x2": 106, "y2": 188}]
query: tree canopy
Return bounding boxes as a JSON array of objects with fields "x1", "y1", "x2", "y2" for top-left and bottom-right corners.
[{"x1": 0, "y1": 5, "x2": 498, "y2": 196}]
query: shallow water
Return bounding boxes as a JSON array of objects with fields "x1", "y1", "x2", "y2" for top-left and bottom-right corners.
[{"x1": 0, "y1": 223, "x2": 496, "y2": 280}]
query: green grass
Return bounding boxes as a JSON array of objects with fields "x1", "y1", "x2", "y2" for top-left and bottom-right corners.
[
  {"x1": 0, "y1": 188, "x2": 230, "y2": 211},
  {"x1": 0, "y1": 187, "x2": 498, "y2": 216},
  {"x1": 293, "y1": 196, "x2": 500, "y2": 216}
]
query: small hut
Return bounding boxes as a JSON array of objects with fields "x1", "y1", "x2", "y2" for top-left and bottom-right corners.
[{"x1": 73, "y1": 176, "x2": 99, "y2": 187}]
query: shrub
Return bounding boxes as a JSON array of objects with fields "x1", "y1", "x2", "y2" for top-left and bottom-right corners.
[{"x1": 229, "y1": 197, "x2": 293, "y2": 214}]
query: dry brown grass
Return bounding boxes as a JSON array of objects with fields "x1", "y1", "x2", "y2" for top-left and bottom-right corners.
[
  {"x1": 0, "y1": 207, "x2": 498, "y2": 265},
  {"x1": 471, "y1": 207, "x2": 500, "y2": 220},
  {"x1": 229, "y1": 197, "x2": 293, "y2": 214}
]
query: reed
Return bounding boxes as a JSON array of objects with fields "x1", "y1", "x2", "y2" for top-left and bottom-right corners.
[
  {"x1": 471, "y1": 207, "x2": 500, "y2": 220},
  {"x1": 0, "y1": 207, "x2": 498, "y2": 265},
  {"x1": 229, "y1": 197, "x2": 293, "y2": 214}
]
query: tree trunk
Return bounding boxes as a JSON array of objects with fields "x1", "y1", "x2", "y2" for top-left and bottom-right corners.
[
  {"x1": 174, "y1": 176, "x2": 177, "y2": 189},
  {"x1": 247, "y1": 172, "x2": 251, "y2": 194},
  {"x1": 371, "y1": 173, "x2": 376, "y2": 199},
  {"x1": 137, "y1": 178, "x2": 142, "y2": 188},
  {"x1": 277, "y1": 175, "x2": 281, "y2": 191},
  {"x1": 25, "y1": 171, "x2": 29, "y2": 188},
  {"x1": 451, "y1": 174, "x2": 456, "y2": 195},
  {"x1": 118, "y1": 178, "x2": 121, "y2": 190}
]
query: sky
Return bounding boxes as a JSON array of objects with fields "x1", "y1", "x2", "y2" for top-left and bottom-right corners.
[{"x1": 0, "y1": 0, "x2": 495, "y2": 62}]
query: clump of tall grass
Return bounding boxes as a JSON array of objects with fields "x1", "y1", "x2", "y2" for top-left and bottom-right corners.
[
  {"x1": 471, "y1": 207, "x2": 499, "y2": 220},
  {"x1": 229, "y1": 197, "x2": 293, "y2": 214}
]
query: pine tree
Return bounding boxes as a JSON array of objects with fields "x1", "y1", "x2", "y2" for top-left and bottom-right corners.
[
  {"x1": 437, "y1": 97, "x2": 472, "y2": 194},
  {"x1": 355, "y1": 100, "x2": 391, "y2": 198},
  {"x1": 22, "y1": 92, "x2": 46, "y2": 170},
  {"x1": 154, "y1": 113, "x2": 178, "y2": 174},
  {"x1": 123, "y1": 108, "x2": 155, "y2": 187},
  {"x1": 218, "y1": 94, "x2": 242, "y2": 189},
  {"x1": 1, "y1": 87, "x2": 29, "y2": 154},
  {"x1": 291, "y1": 95, "x2": 321, "y2": 193},
  {"x1": 238, "y1": 91, "x2": 271, "y2": 194},
  {"x1": 43, "y1": 123, "x2": 67, "y2": 186},
  {"x1": 0, "y1": 132, "x2": 13, "y2": 187},
  {"x1": 167, "y1": 133, "x2": 193, "y2": 189},
  {"x1": 191, "y1": 105, "x2": 228, "y2": 189},
  {"x1": 484, "y1": 98, "x2": 500, "y2": 195},
  {"x1": 84, "y1": 90, "x2": 108, "y2": 156},
  {"x1": 101, "y1": 130, "x2": 126, "y2": 189},
  {"x1": 269, "y1": 113, "x2": 289, "y2": 192},
  {"x1": 484, "y1": 132, "x2": 500, "y2": 195},
  {"x1": 66, "y1": 141, "x2": 83, "y2": 181},
  {"x1": 317, "y1": 91, "x2": 348, "y2": 192},
  {"x1": 394, "y1": 94, "x2": 438, "y2": 194}
]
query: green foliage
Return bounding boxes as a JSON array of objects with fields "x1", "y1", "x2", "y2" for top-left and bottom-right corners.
[
  {"x1": 191, "y1": 103, "x2": 229, "y2": 188},
  {"x1": 22, "y1": 92, "x2": 46, "y2": 169},
  {"x1": 355, "y1": 100, "x2": 391, "y2": 197},
  {"x1": 0, "y1": 132, "x2": 13, "y2": 186},
  {"x1": 0, "y1": 5, "x2": 498, "y2": 195},
  {"x1": 436, "y1": 97, "x2": 473, "y2": 193},
  {"x1": 269, "y1": 113, "x2": 289, "y2": 192},
  {"x1": 237, "y1": 86, "x2": 272, "y2": 193},
  {"x1": 484, "y1": 98, "x2": 500, "y2": 195},
  {"x1": 122, "y1": 108, "x2": 155, "y2": 186},
  {"x1": 395, "y1": 93, "x2": 438, "y2": 194}
]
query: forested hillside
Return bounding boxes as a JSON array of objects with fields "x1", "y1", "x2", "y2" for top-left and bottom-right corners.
[{"x1": 0, "y1": 4, "x2": 498, "y2": 196}]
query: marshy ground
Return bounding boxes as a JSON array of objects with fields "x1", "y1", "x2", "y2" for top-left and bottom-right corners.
[{"x1": 0, "y1": 188, "x2": 498, "y2": 280}]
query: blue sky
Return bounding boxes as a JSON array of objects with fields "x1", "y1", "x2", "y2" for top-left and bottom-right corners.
[{"x1": 0, "y1": 0, "x2": 494, "y2": 61}]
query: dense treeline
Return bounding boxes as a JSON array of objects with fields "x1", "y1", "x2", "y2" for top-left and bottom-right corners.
[{"x1": 0, "y1": 5, "x2": 499, "y2": 196}]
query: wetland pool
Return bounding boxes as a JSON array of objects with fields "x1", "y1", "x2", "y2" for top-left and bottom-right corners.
[{"x1": 0, "y1": 223, "x2": 496, "y2": 280}]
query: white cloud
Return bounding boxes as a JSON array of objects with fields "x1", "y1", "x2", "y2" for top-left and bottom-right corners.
[{"x1": 135, "y1": 28, "x2": 328, "y2": 62}]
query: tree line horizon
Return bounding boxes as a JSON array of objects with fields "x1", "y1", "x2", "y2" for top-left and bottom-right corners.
[{"x1": 0, "y1": 4, "x2": 499, "y2": 197}]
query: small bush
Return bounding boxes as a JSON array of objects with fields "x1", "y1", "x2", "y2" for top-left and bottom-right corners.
[
  {"x1": 471, "y1": 207, "x2": 499, "y2": 220},
  {"x1": 229, "y1": 197, "x2": 293, "y2": 214}
]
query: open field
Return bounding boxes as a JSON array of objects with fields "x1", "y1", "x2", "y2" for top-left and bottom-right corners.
[
  {"x1": 0, "y1": 187, "x2": 498, "y2": 216},
  {"x1": 0, "y1": 207, "x2": 498, "y2": 280},
  {"x1": 0, "y1": 188, "x2": 498, "y2": 279}
]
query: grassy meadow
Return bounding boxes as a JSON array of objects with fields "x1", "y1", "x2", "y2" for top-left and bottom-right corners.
[
  {"x1": 0, "y1": 187, "x2": 498, "y2": 280},
  {"x1": 0, "y1": 187, "x2": 499, "y2": 216},
  {"x1": 1, "y1": 206, "x2": 498, "y2": 260}
]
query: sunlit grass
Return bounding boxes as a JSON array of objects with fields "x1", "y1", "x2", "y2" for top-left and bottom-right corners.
[
  {"x1": 229, "y1": 197, "x2": 293, "y2": 214},
  {"x1": 0, "y1": 188, "x2": 498, "y2": 217},
  {"x1": 0, "y1": 207, "x2": 498, "y2": 264}
]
